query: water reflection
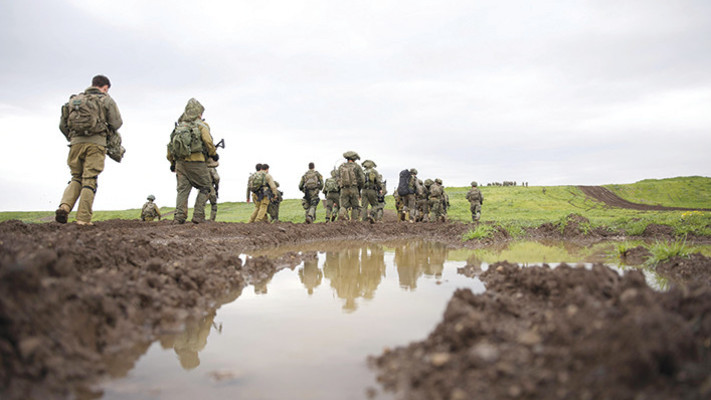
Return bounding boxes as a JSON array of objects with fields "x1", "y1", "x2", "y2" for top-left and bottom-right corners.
[
  {"x1": 323, "y1": 245, "x2": 386, "y2": 311},
  {"x1": 159, "y1": 311, "x2": 217, "y2": 370},
  {"x1": 393, "y1": 241, "x2": 448, "y2": 290},
  {"x1": 298, "y1": 255, "x2": 323, "y2": 295}
]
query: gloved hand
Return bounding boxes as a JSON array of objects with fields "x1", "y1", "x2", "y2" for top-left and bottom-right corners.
[
  {"x1": 170, "y1": 163, "x2": 176, "y2": 172},
  {"x1": 212, "y1": 153, "x2": 219, "y2": 161}
]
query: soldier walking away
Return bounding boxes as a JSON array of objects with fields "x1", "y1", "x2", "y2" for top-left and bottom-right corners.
[
  {"x1": 396, "y1": 168, "x2": 422, "y2": 222},
  {"x1": 141, "y1": 195, "x2": 162, "y2": 221},
  {"x1": 360, "y1": 160, "x2": 383, "y2": 223},
  {"x1": 322, "y1": 169, "x2": 340, "y2": 222},
  {"x1": 374, "y1": 179, "x2": 387, "y2": 221},
  {"x1": 206, "y1": 156, "x2": 220, "y2": 221},
  {"x1": 268, "y1": 181, "x2": 283, "y2": 222},
  {"x1": 299, "y1": 162, "x2": 324, "y2": 224},
  {"x1": 56, "y1": 74, "x2": 123, "y2": 226},
  {"x1": 466, "y1": 181, "x2": 484, "y2": 222},
  {"x1": 166, "y1": 98, "x2": 218, "y2": 224},
  {"x1": 337, "y1": 151, "x2": 365, "y2": 221},
  {"x1": 429, "y1": 178, "x2": 446, "y2": 222},
  {"x1": 249, "y1": 163, "x2": 278, "y2": 222}
]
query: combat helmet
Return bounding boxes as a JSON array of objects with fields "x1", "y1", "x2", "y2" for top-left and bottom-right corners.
[
  {"x1": 471, "y1": 181, "x2": 478, "y2": 187},
  {"x1": 435, "y1": 178, "x2": 442, "y2": 185},
  {"x1": 424, "y1": 179, "x2": 433, "y2": 187},
  {"x1": 362, "y1": 159, "x2": 377, "y2": 168},
  {"x1": 147, "y1": 194, "x2": 155, "y2": 201},
  {"x1": 409, "y1": 168, "x2": 418, "y2": 175},
  {"x1": 343, "y1": 151, "x2": 360, "y2": 161}
]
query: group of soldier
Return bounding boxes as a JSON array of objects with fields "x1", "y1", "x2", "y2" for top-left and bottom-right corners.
[{"x1": 56, "y1": 75, "x2": 482, "y2": 226}]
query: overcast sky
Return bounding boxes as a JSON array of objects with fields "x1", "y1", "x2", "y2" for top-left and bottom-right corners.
[{"x1": 1, "y1": 0, "x2": 709, "y2": 212}]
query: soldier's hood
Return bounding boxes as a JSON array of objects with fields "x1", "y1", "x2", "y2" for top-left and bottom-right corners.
[{"x1": 179, "y1": 98, "x2": 204, "y2": 122}]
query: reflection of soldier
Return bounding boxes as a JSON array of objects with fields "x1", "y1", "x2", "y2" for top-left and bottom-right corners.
[
  {"x1": 322, "y1": 244, "x2": 385, "y2": 311},
  {"x1": 393, "y1": 241, "x2": 423, "y2": 290},
  {"x1": 423, "y1": 242, "x2": 447, "y2": 278},
  {"x1": 299, "y1": 256, "x2": 323, "y2": 295},
  {"x1": 167, "y1": 311, "x2": 216, "y2": 370},
  {"x1": 466, "y1": 181, "x2": 484, "y2": 222}
]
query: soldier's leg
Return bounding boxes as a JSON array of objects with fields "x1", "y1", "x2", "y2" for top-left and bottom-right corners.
[
  {"x1": 338, "y1": 191, "x2": 349, "y2": 220},
  {"x1": 308, "y1": 191, "x2": 319, "y2": 221},
  {"x1": 75, "y1": 145, "x2": 105, "y2": 224},
  {"x1": 209, "y1": 187, "x2": 217, "y2": 221},
  {"x1": 57, "y1": 146, "x2": 84, "y2": 223},
  {"x1": 256, "y1": 197, "x2": 270, "y2": 221},
  {"x1": 175, "y1": 162, "x2": 192, "y2": 223},
  {"x1": 249, "y1": 193, "x2": 260, "y2": 222},
  {"x1": 188, "y1": 164, "x2": 212, "y2": 223}
]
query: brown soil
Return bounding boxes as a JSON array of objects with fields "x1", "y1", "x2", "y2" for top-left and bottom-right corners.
[
  {"x1": 578, "y1": 185, "x2": 711, "y2": 211},
  {"x1": 0, "y1": 219, "x2": 710, "y2": 399}
]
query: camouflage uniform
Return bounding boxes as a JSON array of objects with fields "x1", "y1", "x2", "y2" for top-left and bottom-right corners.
[
  {"x1": 374, "y1": 180, "x2": 387, "y2": 221},
  {"x1": 299, "y1": 167, "x2": 324, "y2": 223},
  {"x1": 268, "y1": 182, "x2": 283, "y2": 222},
  {"x1": 322, "y1": 170, "x2": 340, "y2": 222},
  {"x1": 249, "y1": 169, "x2": 278, "y2": 222},
  {"x1": 401, "y1": 169, "x2": 422, "y2": 222},
  {"x1": 360, "y1": 160, "x2": 382, "y2": 222},
  {"x1": 141, "y1": 195, "x2": 161, "y2": 221},
  {"x1": 429, "y1": 179, "x2": 445, "y2": 222},
  {"x1": 337, "y1": 151, "x2": 365, "y2": 221},
  {"x1": 416, "y1": 179, "x2": 430, "y2": 222},
  {"x1": 466, "y1": 181, "x2": 484, "y2": 222},
  {"x1": 57, "y1": 79, "x2": 123, "y2": 225},
  {"x1": 207, "y1": 158, "x2": 220, "y2": 221},
  {"x1": 166, "y1": 98, "x2": 217, "y2": 224}
]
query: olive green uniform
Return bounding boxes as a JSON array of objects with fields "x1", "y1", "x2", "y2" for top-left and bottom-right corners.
[
  {"x1": 299, "y1": 169, "x2": 324, "y2": 223},
  {"x1": 58, "y1": 86, "x2": 123, "y2": 224},
  {"x1": 249, "y1": 171, "x2": 278, "y2": 222},
  {"x1": 337, "y1": 161, "x2": 365, "y2": 221},
  {"x1": 166, "y1": 99, "x2": 217, "y2": 224},
  {"x1": 429, "y1": 182, "x2": 445, "y2": 222},
  {"x1": 416, "y1": 179, "x2": 430, "y2": 222},
  {"x1": 322, "y1": 176, "x2": 340, "y2": 222},
  {"x1": 466, "y1": 186, "x2": 484, "y2": 221},
  {"x1": 208, "y1": 163, "x2": 220, "y2": 221},
  {"x1": 268, "y1": 188, "x2": 283, "y2": 222},
  {"x1": 141, "y1": 200, "x2": 161, "y2": 221},
  {"x1": 361, "y1": 166, "x2": 382, "y2": 222}
]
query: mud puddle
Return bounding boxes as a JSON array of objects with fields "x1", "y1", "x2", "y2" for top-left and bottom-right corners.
[{"x1": 95, "y1": 240, "x2": 679, "y2": 399}]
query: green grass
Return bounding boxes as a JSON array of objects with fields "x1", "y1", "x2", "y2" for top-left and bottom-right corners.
[
  {"x1": 644, "y1": 239, "x2": 695, "y2": 267},
  {"x1": 3, "y1": 177, "x2": 710, "y2": 236}
]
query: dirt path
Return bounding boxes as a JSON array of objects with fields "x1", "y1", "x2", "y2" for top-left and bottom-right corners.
[{"x1": 578, "y1": 185, "x2": 711, "y2": 211}]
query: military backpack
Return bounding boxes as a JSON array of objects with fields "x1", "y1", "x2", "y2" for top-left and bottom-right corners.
[
  {"x1": 303, "y1": 170, "x2": 320, "y2": 190},
  {"x1": 338, "y1": 162, "x2": 357, "y2": 188},
  {"x1": 364, "y1": 168, "x2": 379, "y2": 190},
  {"x1": 63, "y1": 92, "x2": 106, "y2": 137},
  {"x1": 324, "y1": 178, "x2": 339, "y2": 194},
  {"x1": 429, "y1": 184, "x2": 443, "y2": 198},
  {"x1": 142, "y1": 202, "x2": 158, "y2": 218},
  {"x1": 168, "y1": 120, "x2": 203, "y2": 160},
  {"x1": 250, "y1": 171, "x2": 266, "y2": 193},
  {"x1": 397, "y1": 169, "x2": 413, "y2": 196}
]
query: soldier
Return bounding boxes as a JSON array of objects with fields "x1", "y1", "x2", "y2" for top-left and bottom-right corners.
[
  {"x1": 268, "y1": 181, "x2": 283, "y2": 222},
  {"x1": 442, "y1": 185, "x2": 450, "y2": 220},
  {"x1": 166, "y1": 98, "x2": 218, "y2": 224},
  {"x1": 360, "y1": 160, "x2": 382, "y2": 223},
  {"x1": 429, "y1": 178, "x2": 445, "y2": 222},
  {"x1": 141, "y1": 195, "x2": 161, "y2": 221},
  {"x1": 394, "y1": 191, "x2": 404, "y2": 221},
  {"x1": 299, "y1": 162, "x2": 324, "y2": 224},
  {"x1": 466, "y1": 181, "x2": 484, "y2": 222},
  {"x1": 337, "y1": 151, "x2": 365, "y2": 221},
  {"x1": 56, "y1": 75, "x2": 123, "y2": 225},
  {"x1": 401, "y1": 168, "x2": 422, "y2": 222},
  {"x1": 322, "y1": 169, "x2": 340, "y2": 222},
  {"x1": 249, "y1": 163, "x2": 278, "y2": 222},
  {"x1": 206, "y1": 156, "x2": 220, "y2": 221},
  {"x1": 374, "y1": 179, "x2": 387, "y2": 221},
  {"x1": 417, "y1": 179, "x2": 432, "y2": 222}
]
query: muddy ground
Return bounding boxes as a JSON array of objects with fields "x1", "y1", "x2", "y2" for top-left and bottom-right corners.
[{"x1": 0, "y1": 218, "x2": 710, "y2": 399}]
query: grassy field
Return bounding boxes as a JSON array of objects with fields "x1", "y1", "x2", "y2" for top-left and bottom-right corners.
[{"x1": 2, "y1": 176, "x2": 710, "y2": 237}]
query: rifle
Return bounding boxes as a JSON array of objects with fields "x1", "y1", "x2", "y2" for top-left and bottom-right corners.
[{"x1": 215, "y1": 138, "x2": 225, "y2": 149}]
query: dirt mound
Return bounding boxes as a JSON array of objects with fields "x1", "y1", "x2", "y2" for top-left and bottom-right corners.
[
  {"x1": 578, "y1": 186, "x2": 711, "y2": 211},
  {"x1": 371, "y1": 261, "x2": 711, "y2": 400},
  {"x1": 655, "y1": 253, "x2": 711, "y2": 288}
]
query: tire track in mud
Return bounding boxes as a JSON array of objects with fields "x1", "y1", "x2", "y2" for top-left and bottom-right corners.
[{"x1": 578, "y1": 186, "x2": 711, "y2": 211}]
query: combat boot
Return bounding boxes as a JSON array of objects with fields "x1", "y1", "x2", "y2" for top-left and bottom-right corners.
[{"x1": 55, "y1": 204, "x2": 70, "y2": 224}]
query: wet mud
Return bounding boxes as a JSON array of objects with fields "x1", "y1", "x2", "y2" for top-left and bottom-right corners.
[{"x1": 0, "y1": 218, "x2": 709, "y2": 399}]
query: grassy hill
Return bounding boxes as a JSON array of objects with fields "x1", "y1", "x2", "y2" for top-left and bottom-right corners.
[{"x1": 2, "y1": 177, "x2": 709, "y2": 236}]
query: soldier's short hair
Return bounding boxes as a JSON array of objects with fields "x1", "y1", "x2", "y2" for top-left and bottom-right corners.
[
  {"x1": 309, "y1": 162, "x2": 315, "y2": 169},
  {"x1": 262, "y1": 163, "x2": 270, "y2": 170},
  {"x1": 255, "y1": 163, "x2": 263, "y2": 171},
  {"x1": 92, "y1": 75, "x2": 111, "y2": 88}
]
